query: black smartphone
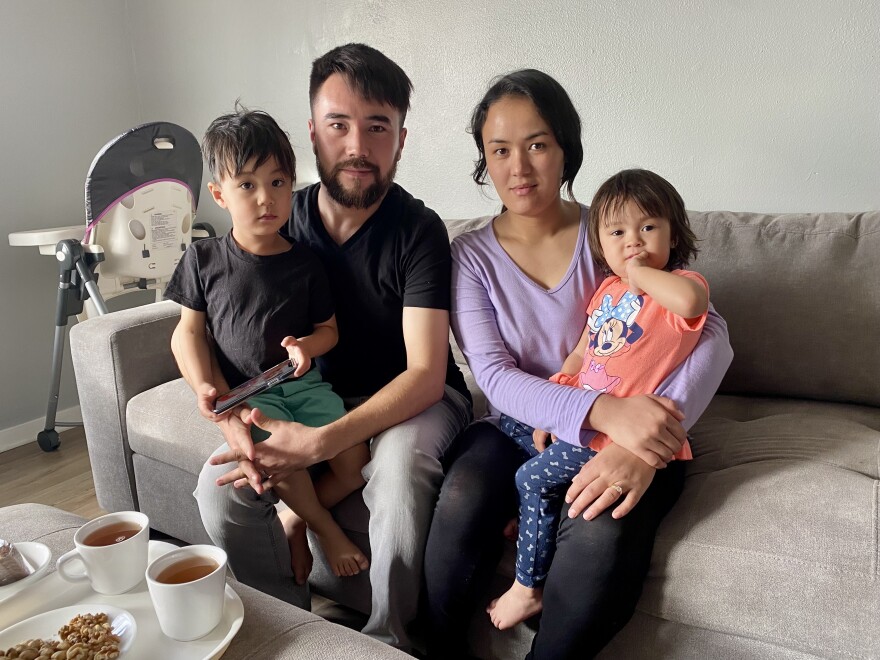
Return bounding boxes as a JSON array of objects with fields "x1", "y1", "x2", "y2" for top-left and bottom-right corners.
[{"x1": 212, "y1": 359, "x2": 298, "y2": 414}]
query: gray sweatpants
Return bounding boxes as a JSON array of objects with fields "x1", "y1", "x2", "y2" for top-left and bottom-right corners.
[{"x1": 194, "y1": 385, "x2": 472, "y2": 650}]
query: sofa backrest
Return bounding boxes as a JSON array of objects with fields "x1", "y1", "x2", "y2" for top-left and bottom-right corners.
[
  {"x1": 689, "y1": 210, "x2": 879, "y2": 407},
  {"x1": 446, "y1": 211, "x2": 880, "y2": 408}
]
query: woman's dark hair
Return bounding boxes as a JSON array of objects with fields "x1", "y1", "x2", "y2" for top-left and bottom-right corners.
[
  {"x1": 202, "y1": 101, "x2": 295, "y2": 183},
  {"x1": 588, "y1": 169, "x2": 699, "y2": 273},
  {"x1": 469, "y1": 69, "x2": 583, "y2": 200},
  {"x1": 309, "y1": 43, "x2": 413, "y2": 126}
]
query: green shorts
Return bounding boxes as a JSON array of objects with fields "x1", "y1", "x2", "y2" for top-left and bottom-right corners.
[{"x1": 246, "y1": 369, "x2": 345, "y2": 443}]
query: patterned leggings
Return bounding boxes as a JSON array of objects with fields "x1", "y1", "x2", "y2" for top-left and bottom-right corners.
[{"x1": 499, "y1": 415, "x2": 597, "y2": 588}]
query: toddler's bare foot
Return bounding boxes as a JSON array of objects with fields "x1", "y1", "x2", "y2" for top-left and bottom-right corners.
[
  {"x1": 502, "y1": 517, "x2": 518, "y2": 541},
  {"x1": 487, "y1": 582, "x2": 543, "y2": 630},
  {"x1": 315, "y1": 526, "x2": 370, "y2": 577},
  {"x1": 279, "y1": 508, "x2": 312, "y2": 585}
]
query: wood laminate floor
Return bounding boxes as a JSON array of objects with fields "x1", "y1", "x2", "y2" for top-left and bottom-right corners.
[{"x1": 0, "y1": 427, "x2": 104, "y2": 520}]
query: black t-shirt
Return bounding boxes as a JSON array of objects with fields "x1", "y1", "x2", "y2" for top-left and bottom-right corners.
[
  {"x1": 164, "y1": 232, "x2": 334, "y2": 388},
  {"x1": 286, "y1": 183, "x2": 469, "y2": 401}
]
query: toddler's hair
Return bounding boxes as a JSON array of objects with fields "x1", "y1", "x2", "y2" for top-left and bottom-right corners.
[
  {"x1": 202, "y1": 102, "x2": 295, "y2": 183},
  {"x1": 588, "y1": 169, "x2": 698, "y2": 273}
]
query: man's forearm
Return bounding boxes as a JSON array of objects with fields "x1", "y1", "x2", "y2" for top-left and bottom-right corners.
[{"x1": 314, "y1": 367, "x2": 445, "y2": 462}]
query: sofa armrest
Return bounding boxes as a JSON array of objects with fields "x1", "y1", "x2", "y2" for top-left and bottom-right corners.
[{"x1": 69, "y1": 300, "x2": 182, "y2": 513}]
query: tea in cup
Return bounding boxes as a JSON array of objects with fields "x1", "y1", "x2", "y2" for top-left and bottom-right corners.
[
  {"x1": 56, "y1": 511, "x2": 149, "y2": 594},
  {"x1": 146, "y1": 544, "x2": 228, "y2": 641}
]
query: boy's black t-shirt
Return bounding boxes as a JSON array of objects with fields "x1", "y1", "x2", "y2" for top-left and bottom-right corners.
[
  {"x1": 164, "y1": 232, "x2": 334, "y2": 388},
  {"x1": 286, "y1": 183, "x2": 470, "y2": 401}
]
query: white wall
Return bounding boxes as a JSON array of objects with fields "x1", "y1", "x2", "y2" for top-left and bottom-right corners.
[{"x1": 1, "y1": 0, "x2": 878, "y2": 437}]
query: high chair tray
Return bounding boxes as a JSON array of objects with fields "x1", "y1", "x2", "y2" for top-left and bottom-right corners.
[{"x1": 8, "y1": 226, "x2": 84, "y2": 255}]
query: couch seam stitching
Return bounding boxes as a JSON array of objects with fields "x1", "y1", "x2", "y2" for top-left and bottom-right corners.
[
  {"x1": 660, "y1": 538, "x2": 874, "y2": 577},
  {"x1": 634, "y1": 607, "x2": 872, "y2": 659}
]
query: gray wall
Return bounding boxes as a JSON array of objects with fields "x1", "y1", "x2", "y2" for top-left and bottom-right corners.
[
  {"x1": 1, "y1": 0, "x2": 879, "y2": 436},
  {"x1": 0, "y1": 1, "x2": 142, "y2": 438}
]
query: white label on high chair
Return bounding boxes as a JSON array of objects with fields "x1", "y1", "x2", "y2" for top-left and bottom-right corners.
[{"x1": 150, "y1": 211, "x2": 178, "y2": 251}]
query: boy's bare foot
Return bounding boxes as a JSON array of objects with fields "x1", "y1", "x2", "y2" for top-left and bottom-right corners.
[
  {"x1": 314, "y1": 526, "x2": 370, "y2": 577},
  {"x1": 486, "y1": 582, "x2": 543, "y2": 630},
  {"x1": 279, "y1": 508, "x2": 312, "y2": 585}
]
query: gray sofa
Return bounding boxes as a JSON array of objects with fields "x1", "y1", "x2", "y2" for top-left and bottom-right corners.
[{"x1": 70, "y1": 210, "x2": 880, "y2": 659}]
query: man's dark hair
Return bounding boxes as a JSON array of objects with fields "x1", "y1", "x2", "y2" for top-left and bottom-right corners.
[
  {"x1": 469, "y1": 69, "x2": 583, "y2": 200},
  {"x1": 309, "y1": 43, "x2": 413, "y2": 125},
  {"x1": 202, "y1": 102, "x2": 296, "y2": 182},
  {"x1": 588, "y1": 169, "x2": 699, "y2": 273}
]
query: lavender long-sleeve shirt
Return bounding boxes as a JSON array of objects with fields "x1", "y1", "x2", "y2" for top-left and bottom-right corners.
[{"x1": 450, "y1": 206, "x2": 733, "y2": 446}]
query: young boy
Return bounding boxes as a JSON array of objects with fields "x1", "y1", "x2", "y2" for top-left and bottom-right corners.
[{"x1": 165, "y1": 106, "x2": 370, "y2": 583}]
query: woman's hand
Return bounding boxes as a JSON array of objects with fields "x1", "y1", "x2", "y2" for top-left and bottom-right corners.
[
  {"x1": 587, "y1": 393, "x2": 686, "y2": 468},
  {"x1": 565, "y1": 442, "x2": 656, "y2": 520}
]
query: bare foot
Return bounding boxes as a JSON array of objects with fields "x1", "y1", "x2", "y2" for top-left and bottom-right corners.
[
  {"x1": 314, "y1": 526, "x2": 370, "y2": 578},
  {"x1": 279, "y1": 508, "x2": 312, "y2": 585},
  {"x1": 487, "y1": 582, "x2": 543, "y2": 630}
]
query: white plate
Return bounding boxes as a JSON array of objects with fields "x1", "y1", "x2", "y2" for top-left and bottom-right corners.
[
  {"x1": 0, "y1": 542, "x2": 51, "y2": 602},
  {"x1": 0, "y1": 603, "x2": 136, "y2": 654}
]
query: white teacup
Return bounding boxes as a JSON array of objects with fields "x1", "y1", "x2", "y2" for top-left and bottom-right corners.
[
  {"x1": 146, "y1": 544, "x2": 228, "y2": 641},
  {"x1": 56, "y1": 511, "x2": 149, "y2": 595}
]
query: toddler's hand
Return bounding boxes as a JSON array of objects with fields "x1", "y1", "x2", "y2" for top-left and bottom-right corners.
[
  {"x1": 533, "y1": 428, "x2": 555, "y2": 452},
  {"x1": 625, "y1": 254, "x2": 651, "y2": 295},
  {"x1": 197, "y1": 384, "x2": 230, "y2": 423},
  {"x1": 549, "y1": 372, "x2": 579, "y2": 387},
  {"x1": 281, "y1": 336, "x2": 311, "y2": 377}
]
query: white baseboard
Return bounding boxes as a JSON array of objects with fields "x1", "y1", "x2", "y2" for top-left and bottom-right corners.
[{"x1": 0, "y1": 406, "x2": 82, "y2": 454}]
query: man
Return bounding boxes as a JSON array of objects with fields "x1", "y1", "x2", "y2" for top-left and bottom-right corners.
[{"x1": 189, "y1": 43, "x2": 473, "y2": 651}]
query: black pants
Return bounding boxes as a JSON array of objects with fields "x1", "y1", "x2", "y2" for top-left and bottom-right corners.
[{"x1": 423, "y1": 421, "x2": 685, "y2": 660}]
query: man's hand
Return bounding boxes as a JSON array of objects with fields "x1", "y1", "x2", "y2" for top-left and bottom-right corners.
[
  {"x1": 565, "y1": 442, "x2": 656, "y2": 520},
  {"x1": 587, "y1": 393, "x2": 686, "y2": 468},
  {"x1": 224, "y1": 408, "x2": 328, "y2": 490},
  {"x1": 209, "y1": 411, "x2": 266, "y2": 493},
  {"x1": 281, "y1": 336, "x2": 311, "y2": 378}
]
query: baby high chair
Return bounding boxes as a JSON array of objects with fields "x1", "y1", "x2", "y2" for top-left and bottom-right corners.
[{"x1": 9, "y1": 122, "x2": 210, "y2": 451}]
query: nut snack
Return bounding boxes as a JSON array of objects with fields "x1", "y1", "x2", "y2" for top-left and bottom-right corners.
[{"x1": 0, "y1": 612, "x2": 121, "y2": 659}]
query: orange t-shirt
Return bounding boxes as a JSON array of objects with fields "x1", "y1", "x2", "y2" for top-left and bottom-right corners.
[{"x1": 556, "y1": 270, "x2": 708, "y2": 459}]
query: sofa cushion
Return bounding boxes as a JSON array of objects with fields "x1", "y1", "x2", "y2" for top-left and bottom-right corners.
[
  {"x1": 639, "y1": 394, "x2": 880, "y2": 659},
  {"x1": 127, "y1": 378, "x2": 221, "y2": 475},
  {"x1": 689, "y1": 211, "x2": 880, "y2": 407}
]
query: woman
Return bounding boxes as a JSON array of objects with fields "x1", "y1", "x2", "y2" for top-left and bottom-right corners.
[{"x1": 423, "y1": 70, "x2": 732, "y2": 659}]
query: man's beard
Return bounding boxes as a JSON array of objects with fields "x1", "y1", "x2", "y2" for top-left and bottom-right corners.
[{"x1": 316, "y1": 155, "x2": 398, "y2": 209}]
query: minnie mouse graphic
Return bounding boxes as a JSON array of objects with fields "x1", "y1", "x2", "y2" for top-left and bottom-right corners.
[{"x1": 577, "y1": 290, "x2": 644, "y2": 393}]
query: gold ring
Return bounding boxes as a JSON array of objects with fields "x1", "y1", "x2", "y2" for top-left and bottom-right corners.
[{"x1": 609, "y1": 483, "x2": 623, "y2": 496}]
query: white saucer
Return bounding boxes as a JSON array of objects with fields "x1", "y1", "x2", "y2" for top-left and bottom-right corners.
[
  {"x1": 0, "y1": 542, "x2": 51, "y2": 602},
  {"x1": 0, "y1": 603, "x2": 136, "y2": 654}
]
